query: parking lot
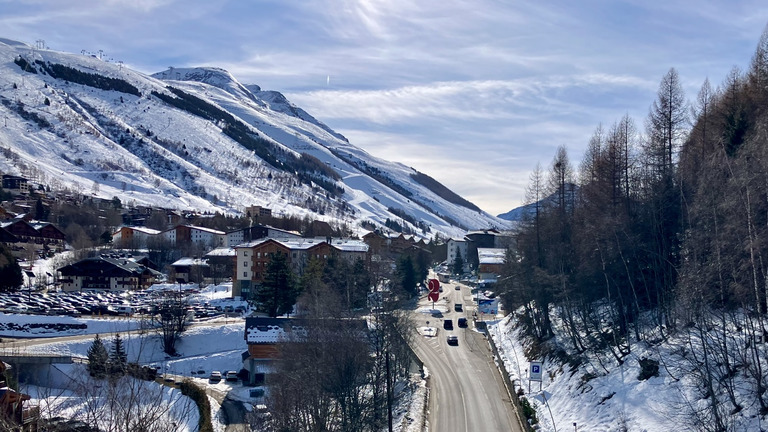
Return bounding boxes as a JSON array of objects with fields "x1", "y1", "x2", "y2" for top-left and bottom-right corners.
[{"x1": 0, "y1": 287, "x2": 247, "y2": 319}]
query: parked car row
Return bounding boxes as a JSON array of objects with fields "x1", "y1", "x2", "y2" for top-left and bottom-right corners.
[
  {"x1": 0, "y1": 288, "x2": 247, "y2": 318},
  {"x1": 208, "y1": 370, "x2": 240, "y2": 383}
]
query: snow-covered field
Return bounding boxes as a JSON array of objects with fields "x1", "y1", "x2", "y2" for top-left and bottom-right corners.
[{"x1": 1, "y1": 282, "x2": 426, "y2": 431}]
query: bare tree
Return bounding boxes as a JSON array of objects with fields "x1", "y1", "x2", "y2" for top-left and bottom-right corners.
[{"x1": 156, "y1": 292, "x2": 189, "y2": 356}]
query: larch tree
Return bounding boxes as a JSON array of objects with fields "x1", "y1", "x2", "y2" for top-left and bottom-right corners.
[{"x1": 645, "y1": 67, "x2": 688, "y2": 175}]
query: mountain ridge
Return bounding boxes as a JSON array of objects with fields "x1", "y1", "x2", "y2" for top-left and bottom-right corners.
[{"x1": 0, "y1": 38, "x2": 510, "y2": 238}]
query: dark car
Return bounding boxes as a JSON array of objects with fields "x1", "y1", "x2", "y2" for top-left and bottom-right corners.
[
  {"x1": 454, "y1": 303, "x2": 463, "y2": 312},
  {"x1": 446, "y1": 335, "x2": 459, "y2": 345},
  {"x1": 458, "y1": 317, "x2": 468, "y2": 328},
  {"x1": 443, "y1": 319, "x2": 453, "y2": 330}
]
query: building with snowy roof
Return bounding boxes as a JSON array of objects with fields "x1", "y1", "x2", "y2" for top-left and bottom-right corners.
[
  {"x1": 233, "y1": 237, "x2": 369, "y2": 298},
  {"x1": 162, "y1": 224, "x2": 226, "y2": 248},
  {"x1": 57, "y1": 256, "x2": 162, "y2": 291},
  {"x1": 477, "y1": 247, "x2": 507, "y2": 282},
  {"x1": 112, "y1": 226, "x2": 162, "y2": 248}
]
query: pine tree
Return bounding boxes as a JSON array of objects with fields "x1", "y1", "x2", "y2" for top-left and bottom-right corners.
[
  {"x1": 252, "y1": 252, "x2": 298, "y2": 317},
  {"x1": 453, "y1": 249, "x2": 464, "y2": 275},
  {"x1": 396, "y1": 255, "x2": 418, "y2": 298},
  {"x1": 109, "y1": 333, "x2": 127, "y2": 377},
  {"x1": 0, "y1": 244, "x2": 22, "y2": 292},
  {"x1": 87, "y1": 334, "x2": 109, "y2": 379}
]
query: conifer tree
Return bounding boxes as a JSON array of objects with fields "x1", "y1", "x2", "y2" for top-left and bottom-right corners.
[
  {"x1": 252, "y1": 252, "x2": 298, "y2": 317},
  {"x1": 109, "y1": 333, "x2": 127, "y2": 377},
  {"x1": 86, "y1": 334, "x2": 109, "y2": 379},
  {"x1": 452, "y1": 249, "x2": 464, "y2": 275}
]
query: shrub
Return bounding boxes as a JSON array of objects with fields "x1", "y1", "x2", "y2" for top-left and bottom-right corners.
[
  {"x1": 519, "y1": 396, "x2": 538, "y2": 425},
  {"x1": 637, "y1": 357, "x2": 659, "y2": 381},
  {"x1": 178, "y1": 380, "x2": 213, "y2": 432}
]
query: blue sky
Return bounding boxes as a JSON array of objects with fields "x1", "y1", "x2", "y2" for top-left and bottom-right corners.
[{"x1": 2, "y1": 1, "x2": 767, "y2": 215}]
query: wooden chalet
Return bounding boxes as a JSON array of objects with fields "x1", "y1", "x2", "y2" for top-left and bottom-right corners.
[{"x1": 57, "y1": 256, "x2": 162, "y2": 291}]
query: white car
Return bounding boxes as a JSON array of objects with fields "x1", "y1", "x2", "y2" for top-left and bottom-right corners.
[
  {"x1": 226, "y1": 371, "x2": 238, "y2": 382},
  {"x1": 209, "y1": 371, "x2": 222, "y2": 382}
]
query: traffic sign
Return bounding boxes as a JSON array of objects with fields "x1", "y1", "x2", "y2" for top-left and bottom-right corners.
[
  {"x1": 530, "y1": 361, "x2": 543, "y2": 381},
  {"x1": 428, "y1": 290, "x2": 439, "y2": 302},
  {"x1": 428, "y1": 278, "x2": 440, "y2": 293}
]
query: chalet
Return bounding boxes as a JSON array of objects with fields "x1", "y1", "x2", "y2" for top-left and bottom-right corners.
[
  {"x1": 362, "y1": 231, "x2": 387, "y2": 257},
  {"x1": 242, "y1": 317, "x2": 367, "y2": 388},
  {"x1": 477, "y1": 248, "x2": 506, "y2": 282},
  {"x1": 0, "y1": 359, "x2": 38, "y2": 430},
  {"x1": 112, "y1": 226, "x2": 162, "y2": 248},
  {"x1": 327, "y1": 238, "x2": 369, "y2": 265},
  {"x1": 0, "y1": 227, "x2": 18, "y2": 245},
  {"x1": 0, "y1": 219, "x2": 39, "y2": 244},
  {"x1": 242, "y1": 317, "x2": 305, "y2": 386},
  {"x1": 1, "y1": 175, "x2": 29, "y2": 196},
  {"x1": 204, "y1": 247, "x2": 236, "y2": 283},
  {"x1": 57, "y1": 256, "x2": 162, "y2": 291},
  {"x1": 0, "y1": 219, "x2": 66, "y2": 257},
  {"x1": 388, "y1": 233, "x2": 414, "y2": 256},
  {"x1": 29, "y1": 222, "x2": 66, "y2": 249},
  {"x1": 170, "y1": 257, "x2": 210, "y2": 284},
  {"x1": 362, "y1": 231, "x2": 421, "y2": 259}
]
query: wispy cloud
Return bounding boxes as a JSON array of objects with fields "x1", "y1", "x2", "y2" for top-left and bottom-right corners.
[{"x1": 2, "y1": 0, "x2": 767, "y2": 215}]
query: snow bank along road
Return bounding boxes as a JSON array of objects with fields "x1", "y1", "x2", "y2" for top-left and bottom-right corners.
[{"x1": 411, "y1": 281, "x2": 524, "y2": 432}]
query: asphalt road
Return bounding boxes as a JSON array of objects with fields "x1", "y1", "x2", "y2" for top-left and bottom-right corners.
[{"x1": 411, "y1": 280, "x2": 524, "y2": 432}]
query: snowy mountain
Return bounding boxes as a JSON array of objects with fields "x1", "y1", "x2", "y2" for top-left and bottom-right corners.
[
  {"x1": 497, "y1": 183, "x2": 578, "y2": 222},
  {"x1": 0, "y1": 38, "x2": 509, "y2": 238}
]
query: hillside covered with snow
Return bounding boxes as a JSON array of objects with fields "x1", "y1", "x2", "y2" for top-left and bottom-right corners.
[{"x1": 0, "y1": 38, "x2": 509, "y2": 238}]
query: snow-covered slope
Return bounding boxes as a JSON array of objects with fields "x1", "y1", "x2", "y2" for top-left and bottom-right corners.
[{"x1": 0, "y1": 38, "x2": 510, "y2": 237}]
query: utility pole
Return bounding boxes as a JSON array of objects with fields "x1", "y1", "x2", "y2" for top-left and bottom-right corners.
[{"x1": 386, "y1": 351, "x2": 393, "y2": 432}]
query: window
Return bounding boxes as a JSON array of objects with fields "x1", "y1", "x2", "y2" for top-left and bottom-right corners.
[{"x1": 243, "y1": 272, "x2": 247, "y2": 277}]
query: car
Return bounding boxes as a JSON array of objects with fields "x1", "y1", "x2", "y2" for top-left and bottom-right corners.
[
  {"x1": 443, "y1": 319, "x2": 453, "y2": 330},
  {"x1": 454, "y1": 303, "x2": 463, "y2": 312},
  {"x1": 226, "y1": 370, "x2": 238, "y2": 382},
  {"x1": 458, "y1": 317, "x2": 468, "y2": 328},
  {"x1": 446, "y1": 335, "x2": 459, "y2": 345},
  {"x1": 455, "y1": 285, "x2": 461, "y2": 290},
  {"x1": 209, "y1": 371, "x2": 222, "y2": 382}
]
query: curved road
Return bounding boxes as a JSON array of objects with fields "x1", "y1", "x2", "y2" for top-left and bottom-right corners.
[
  {"x1": 411, "y1": 280, "x2": 524, "y2": 432},
  {"x1": 0, "y1": 316, "x2": 251, "y2": 431}
]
